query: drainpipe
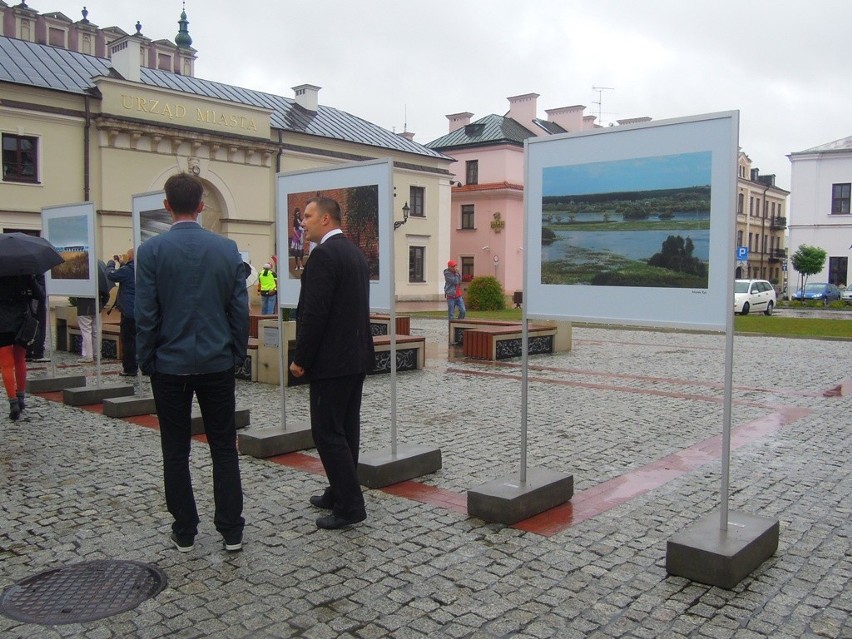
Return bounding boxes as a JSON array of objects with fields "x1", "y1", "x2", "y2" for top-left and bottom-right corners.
[
  {"x1": 276, "y1": 129, "x2": 283, "y2": 173},
  {"x1": 83, "y1": 94, "x2": 91, "y2": 201}
]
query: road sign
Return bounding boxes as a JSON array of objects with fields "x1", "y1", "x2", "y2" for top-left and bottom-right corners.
[{"x1": 736, "y1": 246, "x2": 749, "y2": 261}]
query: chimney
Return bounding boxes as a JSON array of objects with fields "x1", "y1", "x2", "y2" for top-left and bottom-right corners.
[
  {"x1": 507, "y1": 93, "x2": 539, "y2": 130},
  {"x1": 109, "y1": 35, "x2": 142, "y2": 83},
  {"x1": 545, "y1": 105, "x2": 586, "y2": 133},
  {"x1": 616, "y1": 117, "x2": 653, "y2": 126},
  {"x1": 398, "y1": 131, "x2": 415, "y2": 141},
  {"x1": 447, "y1": 112, "x2": 473, "y2": 133},
  {"x1": 293, "y1": 84, "x2": 321, "y2": 112}
]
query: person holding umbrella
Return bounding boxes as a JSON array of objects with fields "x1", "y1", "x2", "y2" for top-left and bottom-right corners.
[{"x1": 0, "y1": 233, "x2": 61, "y2": 420}]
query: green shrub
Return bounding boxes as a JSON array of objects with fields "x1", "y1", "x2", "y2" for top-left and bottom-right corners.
[{"x1": 466, "y1": 276, "x2": 505, "y2": 311}]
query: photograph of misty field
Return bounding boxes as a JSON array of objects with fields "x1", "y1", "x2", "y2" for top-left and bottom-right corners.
[{"x1": 541, "y1": 151, "x2": 712, "y2": 289}]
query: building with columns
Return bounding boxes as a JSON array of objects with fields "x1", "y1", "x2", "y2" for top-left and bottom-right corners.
[{"x1": 0, "y1": 3, "x2": 454, "y2": 304}]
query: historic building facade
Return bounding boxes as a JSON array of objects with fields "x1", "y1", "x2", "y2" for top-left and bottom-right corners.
[
  {"x1": 0, "y1": 4, "x2": 453, "y2": 303},
  {"x1": 734, "y1": 152, "x2": 790, "y2": 288}
]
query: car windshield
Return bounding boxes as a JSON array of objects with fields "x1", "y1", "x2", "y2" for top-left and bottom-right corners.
[
  {"x1": 804, "y1": 283, "x2": 826, "y2": 292},
  {"x1": 734, "y1": 281, "x2": 750, "y2": 293}
]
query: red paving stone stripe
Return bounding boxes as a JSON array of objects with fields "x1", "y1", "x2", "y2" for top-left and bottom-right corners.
[
  {"x1": 515, "y1": 405, "x2": 811, "y2": 536},
  {"x1": 447, "y1": 367, "x2": 770, "y2": 408},
  {"x1": 31, "y1": 388, "x2": 813, "y2": 536}
]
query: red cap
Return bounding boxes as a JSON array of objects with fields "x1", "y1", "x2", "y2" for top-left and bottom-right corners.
[{"x1": 447, "y1": 260, "x2": 457, "y2": 267}]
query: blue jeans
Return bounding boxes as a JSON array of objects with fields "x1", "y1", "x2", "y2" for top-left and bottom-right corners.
[
  {"x1": 447, "y1": 295, "x2": 466, "y2": 321},
  {"x1": 261, "y1": 294, "x2": 277, "y2": 315},
  {"x1": 151, "y1": 368, "x2": 244, "y2": 542}
]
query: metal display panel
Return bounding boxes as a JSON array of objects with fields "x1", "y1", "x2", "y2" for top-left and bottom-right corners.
[
  {"x1": 131, "y1": 190, "x2": 168, "y2": 250},
  {"x1": 525, "y1": 111, "x2": 738, "y2": 330},
  {"x1": 276, "y1": 158, "x2": 393, "y2": 313},
  {"x1": 42, "y1": 202, "x2": 97, "y2": 298}
]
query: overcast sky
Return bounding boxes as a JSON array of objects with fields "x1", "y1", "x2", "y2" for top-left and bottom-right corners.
[{"x1": 41, "y1": 0, "x2": 852, "y2": 190}]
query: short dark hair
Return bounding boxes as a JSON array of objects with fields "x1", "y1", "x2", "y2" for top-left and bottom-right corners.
[
  {"x1": 164, "y1": 173, "x2": 203, "y2": 214},
  {"x1": 307, "y1": 196, "x2": 341, "y2": 225}
]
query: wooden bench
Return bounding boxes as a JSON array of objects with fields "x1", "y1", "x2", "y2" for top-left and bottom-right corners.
[
  {"x1": 67, "y1": 322, "x2": 122, "y2": 360},
  {"x1": 369, "y1": 314, "x2": 410, "y2": 336},
  {"x1": 448, "y1": 319, "x2": 520, "y2": 346},
  {"x1": 462, "y1": 324, "x2": 558, "y2": 360},
  {"x1": 235, "y1": 337, "x2": 259, "y2": 381},
  {"x1": 285, "y1": 334, "x2": 425, "y2": 386}
]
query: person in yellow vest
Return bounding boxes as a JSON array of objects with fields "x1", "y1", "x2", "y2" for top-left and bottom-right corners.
[{"x1": 257, "y1": 262, "x2": 277, "y2": 315}]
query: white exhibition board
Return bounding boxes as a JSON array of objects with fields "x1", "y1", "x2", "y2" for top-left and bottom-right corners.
[
  {"x1": 276, "y1": 158, "x2": 394, "y2": 312},
  {"x1": 42, "y1": 202, "x2": 97, "y2": 298},
  {"x1": 525, "y1": 111, "x2": 738, "y2": 330},
  {"x1": 131, "y1": 190, "x2": 168, "y2": 250}
]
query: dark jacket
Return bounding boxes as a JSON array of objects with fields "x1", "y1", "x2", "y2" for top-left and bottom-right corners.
[
  {"x1": 106, "y1": 259, "x2": 136, "y2": 319},
  {"x1": 75, "y1": 260, "x2": 114, "y2": 316},
  {"x1": 135, "y1": 222, "x2": 249, "y2": 375},
  {"x1": 0, "y1": 274, "x2": 44, "y2": 335},
  {"x1": 293, "y1": 233, "x2": 374, "y2": 380}
]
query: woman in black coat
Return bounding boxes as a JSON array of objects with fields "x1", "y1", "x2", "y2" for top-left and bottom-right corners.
[{"x1": 0, "y1": 274, "x2": 44, "y2": 420}]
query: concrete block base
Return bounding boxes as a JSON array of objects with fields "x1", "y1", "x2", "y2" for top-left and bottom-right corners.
[
  {"x1": 63, "y1": 383, "x2": 135, "y2": 406},
  {"x1": 238, "y1": 421, "x2": 313, "y2": 458},
  {"x1": 190, "y1": 408, "x2": 250, "y2": 435},
  {"x1": 358, "y1": 445, "x2": 442, "y2": 488},
  {"x1": 27, "y1": 375, "x2": 87, "y2": 393},
  {"x1": 102, "y1": 395, "x2": 157, "y2": 418},
  {"x1": 467, "y1": 467, "x2": 574, "y2": 525},
  {"x1": 666, "y1": 509, "x2": 779, "y2": 589}
]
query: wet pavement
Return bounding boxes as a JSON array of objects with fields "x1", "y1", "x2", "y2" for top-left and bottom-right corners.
[{"x1": 1, "y1": 318, "x2": 850, "y2": 638}]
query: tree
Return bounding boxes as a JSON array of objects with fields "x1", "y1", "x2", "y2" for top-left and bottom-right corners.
[{"x1": 790, "y1": 245, "x2": 827, "y2": 293}]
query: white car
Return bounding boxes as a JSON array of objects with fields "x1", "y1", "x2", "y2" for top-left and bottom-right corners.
[
  {"x1": 734, "y1": 279, "x2": 776, "y2": 315},
  {"x1": 841, "y1": 287, "x2": 852, "y2": 303}
]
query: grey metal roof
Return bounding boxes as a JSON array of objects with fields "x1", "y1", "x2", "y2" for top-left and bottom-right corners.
[
  {"x1": 792, "y1": 136, "x2": 852, "y2": 154},
  {"x1": 426, "y1": 113, "x2": 536, "y2": 151},
  {"x1": 0, "y1": 36, "x2": 448, "y2": 161}
]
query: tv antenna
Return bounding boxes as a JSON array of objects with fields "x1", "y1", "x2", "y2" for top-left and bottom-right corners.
[{"x1": 592, "y1": 86, "x2": 614, "y2": 126}]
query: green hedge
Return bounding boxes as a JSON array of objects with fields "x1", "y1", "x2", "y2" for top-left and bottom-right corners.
[{"x1": 466, "y1": 276, "x2": 506, "y2": 311}]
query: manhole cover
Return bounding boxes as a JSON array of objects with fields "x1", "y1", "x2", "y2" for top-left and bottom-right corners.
[{"x1": 0, "y1": 560, "x2": 167, "y2": 625}]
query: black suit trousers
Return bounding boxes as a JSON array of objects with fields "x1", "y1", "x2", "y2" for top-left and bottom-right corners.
[{"x1": 309, "y1": 373, "x2": 367, "y2": 519}]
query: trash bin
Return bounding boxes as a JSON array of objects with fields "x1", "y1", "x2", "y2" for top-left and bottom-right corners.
[{"x1": 512, "y1": 291, "x2": 523, "y2": 308}]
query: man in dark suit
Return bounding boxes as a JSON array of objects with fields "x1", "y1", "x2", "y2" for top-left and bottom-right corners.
[
  {"x1": 136, "y1": 173, "x2": 249, "y2": 553},
  {"x1": 289, "y1": 196, "x2": 374, "y2": 529}
]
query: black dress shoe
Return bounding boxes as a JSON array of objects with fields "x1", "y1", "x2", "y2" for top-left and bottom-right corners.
[
  {"x1": 309, "y1": 494, "x2": 333, "y2": 509},
  {"x1": 316, "y1": 512, "x2": 366, "y2": 529}
]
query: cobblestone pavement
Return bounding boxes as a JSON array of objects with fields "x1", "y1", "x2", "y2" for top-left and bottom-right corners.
[{"x1": 1, "y1": 319, "x2": 850, "y2": 638}]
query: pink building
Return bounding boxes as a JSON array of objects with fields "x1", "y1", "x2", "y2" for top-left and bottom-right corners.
[{"x1": 427, "y1": 93, "x2": 649, "y2": 299}]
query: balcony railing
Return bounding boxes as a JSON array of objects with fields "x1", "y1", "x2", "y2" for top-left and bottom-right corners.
[
  {"x1": 768, "y1": 248, "x2": 787, "y2": 262},
  {"x1": 770, "y1": 216, "x2": 787, "y2": 229}
]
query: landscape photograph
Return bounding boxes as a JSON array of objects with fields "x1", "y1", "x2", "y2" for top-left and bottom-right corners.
[
  {"x1": 46, "y1": 213, "x2": 90, "y2": 280},
  {"x1": 540, "y1": 151, "x2": 712, "y2": 289}
]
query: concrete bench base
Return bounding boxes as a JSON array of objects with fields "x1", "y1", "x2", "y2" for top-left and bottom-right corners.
[
  {"x1": 371, "y1": 335, "x2": 425, "y2": 374},
  {"x1": 102, "y1": 395, "x2": 157, "y2": 418},
  {"x1": 238, "y1": 421, "x2": 314, "y2": 458},
  {"x1": 190, "y1": 408, "x2": 250, "y2": 435},
  {"x1": 666, "y1": 509, "x2": 779, "y2": 589},
  {"x1": 467, "y1": 467, "x2": 574, "y2": 525},
  {"x1": 27, "y1": 375, "x2": 87, "y2": 393},
  {"x1": 358, "y1": 444, "x2": 442, "y2": 488},
  {"x1": 63, "y1": 383, "x2": 135, "y2": 406}
]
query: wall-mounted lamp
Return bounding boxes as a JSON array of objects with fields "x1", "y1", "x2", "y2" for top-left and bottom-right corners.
[
  {"x1": 481, "y1": 245, "x2": 490, "y2": 252},
  {"x1": 394, "y1": 201, "x2": 410, "y2": 230}
]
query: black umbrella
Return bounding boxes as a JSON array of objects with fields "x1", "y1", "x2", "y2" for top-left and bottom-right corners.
[{"x1": 0, "y1": 232, "x2": 64, "y2": 276}]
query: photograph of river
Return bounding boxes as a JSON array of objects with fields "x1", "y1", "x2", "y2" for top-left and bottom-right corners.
[{"x1": 541, "y1": 151, "x2": 712, "y2": 289}]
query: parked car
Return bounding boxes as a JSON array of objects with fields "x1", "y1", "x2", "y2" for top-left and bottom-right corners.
[
  {"x1": 792, "y1": 282, "x2": 842, "y2": 303},
  {"x1": 840, "y1": 287, "x2": 852, "y2": 303},
  {"x1": 734, "y1": 279, "x2": 776, "y2": 315}
]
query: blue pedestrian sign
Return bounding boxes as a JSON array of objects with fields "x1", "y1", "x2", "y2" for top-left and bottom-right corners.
[{"x1": 736, "y1": 246, "x2": 749, "y2": 261}]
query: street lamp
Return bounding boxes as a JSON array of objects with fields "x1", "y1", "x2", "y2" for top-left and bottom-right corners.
[{"x1": 394, "y1": 201, "x2": 410, "y2": 230}]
